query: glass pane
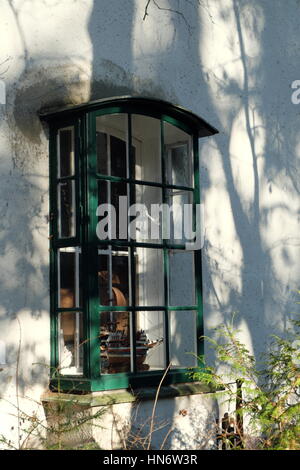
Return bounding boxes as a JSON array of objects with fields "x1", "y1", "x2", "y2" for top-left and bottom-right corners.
[
  {"x1": 130, "y1": 185, "x2": 163, "y2": 243},
  {"x1": 100, "y1": 311, "x2": 131, "y2": 374},
  {"x1": 169, "y1": 310, "x2": 197, "y2": 368},
  {"x1": 58, "y1": 248, "x2": 81, "y2": 308},
  {"x1": 111, "y1": 135, "x2": 127, "y2": 178},
  {"x1": 135, "y1": 248, "x2": 164, "y2": 307},
  {"x1": 96, "y1": 132, "x2": 108, "y2": 174},
  {"x1": 58, "y1": 180, "x2": 76, "y2": 238},
  {"x1": 132, "y1": 115, "x2": 161, "y2": 183},
  {"x1": 164, "y1": 122, "x2": 193, "y2": 187},
  {"x1": 97, "y1": 180, "x2": 128, "y2": 241},
  {"x1": 136, "y1": 311, "x2": 165, "y2": 371},
  {"x1": 169, "y1": 251, "x2": 195, "y2": 306},
  {"x1": 98, "y1": 248, "x2": 130, "y2": 307},
  {"x1": 96, "y1": 114, "x2": 127, "y2": 177},
  {"x1": 58, "y1": 312, "x2": 83, "y2": 375},
  {"x1": 58, "y1": 127, "x2": 74, "y2": 178},
  {"x1": 165, "y1": 189, "x2": 193, "y2": 244}
]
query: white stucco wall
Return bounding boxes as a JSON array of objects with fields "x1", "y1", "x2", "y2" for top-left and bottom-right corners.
[
  {"x1": 91, "y1": 393, "x2": 221, "y2": 450},
  {"x1": 0, "y1": 0, "x2": 299, "y2": 449}
]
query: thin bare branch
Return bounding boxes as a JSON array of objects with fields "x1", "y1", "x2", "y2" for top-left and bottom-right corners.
[
  {"x1": 143, "y1": 0, "x2": 192, "y2": 35},
  {"x1": 152, "y1": 0, "x2": 192, "y2": 34},
  {"x1": 147, "y1": 362, "x2": 171, "y2": 450},
  {"x1": 143, "y1": 0, "x2": 151, "y2": 21}
]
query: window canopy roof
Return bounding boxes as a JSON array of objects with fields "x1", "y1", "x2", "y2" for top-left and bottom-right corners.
[{"x1": 39, "y1": 96, "x2": 218, "y2": 138}]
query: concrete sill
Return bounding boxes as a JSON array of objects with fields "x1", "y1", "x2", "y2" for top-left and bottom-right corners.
[{"x1": 42, "y1": 382, "x2": 216, "y2": 407}]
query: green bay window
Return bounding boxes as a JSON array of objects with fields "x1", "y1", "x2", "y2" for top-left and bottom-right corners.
[{"x1": 41, "y1": 97, "x2": 217, "y2": 392}]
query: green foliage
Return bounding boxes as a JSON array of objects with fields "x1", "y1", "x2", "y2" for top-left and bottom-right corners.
[{"x1": 191, "y1": 308, "x2": 300, "y2": 450}]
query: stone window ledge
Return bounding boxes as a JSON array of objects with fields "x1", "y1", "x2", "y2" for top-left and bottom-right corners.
[{"x1": 41, "y1": 382, "x2": 215, "y2": 407}]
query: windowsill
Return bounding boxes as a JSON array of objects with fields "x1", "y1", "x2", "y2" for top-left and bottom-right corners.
[{"x1": 42, "y1": 382, "x2": 216, "y2": 407}]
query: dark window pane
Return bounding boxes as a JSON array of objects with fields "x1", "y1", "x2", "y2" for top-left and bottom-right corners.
[
  {"x1": 58, "y1": 128, "x2": 75, "y2": 178},
  {"x1": 59, "y1": 249, "x2": 81, "y2": 308},
  {"x1": 96, "y1": 132, "x2": 108, "y2": 174},
  {"x1": 96, "y1": 114, "x2": 127, "y2": 177},
  {"x1": 59, "y1": 252, "x2": 75, "y2": 308},
  {"x1": 58, "y1": 180, "x2": 75, "y2": 238},
  {"x1": 110, "y1": 135, "x2": 126, "y2": 178},
  {"x1": 98, "y1": 253, "x2": 109, "y2": 306}
]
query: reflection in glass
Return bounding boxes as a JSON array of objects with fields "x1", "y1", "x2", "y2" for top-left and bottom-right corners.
[
  {"x1": 164, "y1": 122, "x2": 193, "y2": 187},
  {"x1": 169, "y1": 310, "x2": 197, "y2": 368},
  {"x1": 131, "y1": 185, "x2": 163, "y2": 243},
  {"x1": 136, "y1": 311, "x2": 165, "y2": 371},
  {"x1": 58, "y1": 180, "x2": 76, "y2": 238},
  {"x1": 100, "y1": 311, "x2": 131, "y2": 374},
  {"x1": 100, "y1": 310, "x2": 165, "y2": 374},
  {"x1": 135, "y1": 248, "x2": 164, "y2": 307},
  {"x1": 58, "y1": 312, "x2": 83, "y2": 375},
  {"x1": 98, "y1": 249, "x2": 130, "y2": 307},
  {"x1": 165, "y1": 189, "x2": 193, "y2": 244},
  {"x1": 98, "y1": 248, "x2": 131, "y2": 373},
  {"x1": 169, "y1": 251, "x2": 195, "y2": 306},
  {"x1": 96, "y1": 114, "x2": 127, "y2": 177},
  {"x1": 58, "y1": 127, "x2": 74, "y2": 178},
  {"x1": 132, "y1": 114, "x2": 161, "y2": 183}
]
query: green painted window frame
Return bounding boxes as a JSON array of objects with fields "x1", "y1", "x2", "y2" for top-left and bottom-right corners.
[{"x1": 44, "y1": 97, "x2": 218, "y2": 392}]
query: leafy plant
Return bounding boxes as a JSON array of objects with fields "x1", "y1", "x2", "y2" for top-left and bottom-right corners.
[{"x1": 191, "y1": 305, "x2": 300, "y2": 450}]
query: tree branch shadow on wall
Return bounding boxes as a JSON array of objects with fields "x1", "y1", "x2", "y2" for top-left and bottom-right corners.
[
  {"x1": 1, "y1": 0, "x2": 299, "y2": 449},
  {"x1": 200, "y1": 0, "x2": 300, "y2": 367}
]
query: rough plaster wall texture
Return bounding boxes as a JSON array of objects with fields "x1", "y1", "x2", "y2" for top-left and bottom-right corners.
[
  {"x1": 0, "y1": 0, "x2": 299, "y2": 447},
  {"x1": 197, "y1": 0, "x2": 300, "y2": 369},
  {"x1": 91, "y1": 393, "x2": 221, "y2": 450}
]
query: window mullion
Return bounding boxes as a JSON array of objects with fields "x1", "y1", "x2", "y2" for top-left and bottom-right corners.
[
  {"x1": 161, "y1": 119, "x2": 169, "y2": 369},
  {"x1": 126, "y1": 115, "x2": 133, "y2": 371},
  {"x1": 75, "y1": 312, "x2": 80, "y2": 371},
  {"x1": 128, "y1": 113, "x2": 137, "y2": 374},
  {"x1": 107, "y1": 130, "x2": 113, "y2": 322},
  {"x1": 75, "y1": 248, "x2": 81, "y2": 372},
  {"x1": 193, "y1": 134, "x2": 203, "y2": 361},
  {"x1": 129, "y1": 249, "x2": 136, "y2": 374},
  {"x1": 74, "y1": 247, "x2": 81, "y2": 370},
  {"x1": 87, "y1": 112, "x2": 100, "y2": 378},
  {"x1": 108, "y1": 246, "x2": 113, "y2": 321}
]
